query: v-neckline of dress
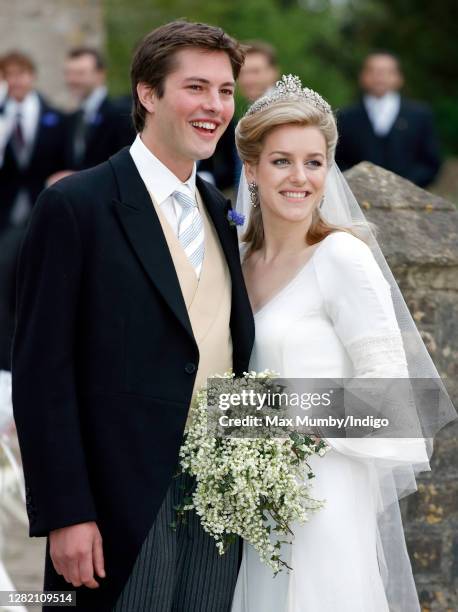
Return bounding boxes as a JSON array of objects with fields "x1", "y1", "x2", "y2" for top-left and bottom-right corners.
[{"x1": 253, "y1": 237, "x2": 330, "y2": 317}]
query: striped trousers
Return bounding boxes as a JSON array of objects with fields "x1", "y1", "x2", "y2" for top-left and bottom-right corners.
[{"x1": 113, "y1": 473, "x2": 239, "y2": 612}]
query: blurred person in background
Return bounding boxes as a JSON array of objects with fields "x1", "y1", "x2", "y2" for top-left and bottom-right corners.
[
  {"x1": 196, "y1": 113, "x2": 238, "y2": 191},
  {"x1": 199, "y1": 41, "x2": 280, "y2": 192},
  {"x1": 336, "y1": 51, "x2": 441, "y2": 187},
  {"x1": 0, "y1": 57, "x2": 9, "y2": 165},
  {"x1": 0, "y1": 58, "x2": 7, "y2": 107},
  {"x1": 238, "y1": 40, "x2": 279, "y2": 104},
  {"x1": 202, "y1": 40, "x2": 280, "y2": 191},
  {"x1": 63, "y1": 47, "x2": 135, "y2": 171},
  {"x1": 0, "y1": 51, "x2": 67, "y2": 371},
  {"x1": 0, "y1": 51, "x2": 67, "y2": 231}
]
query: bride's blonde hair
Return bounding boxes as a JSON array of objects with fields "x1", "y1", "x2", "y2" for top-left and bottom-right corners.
[{"x1": 235, "y1": 99, "x2": 352, "y2": 256}]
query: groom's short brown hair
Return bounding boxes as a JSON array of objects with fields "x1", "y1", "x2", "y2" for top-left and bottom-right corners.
[{"x1": 131, "y1": 20, "x2": 245, "y2": 132}]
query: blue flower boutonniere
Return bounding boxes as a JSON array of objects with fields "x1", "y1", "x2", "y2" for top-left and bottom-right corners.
[
  {"x1": 227, "y1": 208, "x2": 245, "y2": 228},
  {"x1": 41, "y1": 112, "x2": 59, "y2": 127}
]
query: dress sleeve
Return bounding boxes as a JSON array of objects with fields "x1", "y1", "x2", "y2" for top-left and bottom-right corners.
[
  {"x1": 315, "y1": 232, "x2": 408, "y2": 378},
  {"x1": 314, "y1": 232, "x2": 429, "y2": 464}
]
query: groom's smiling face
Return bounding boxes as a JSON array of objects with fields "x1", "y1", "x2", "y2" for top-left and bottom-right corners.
[{"x1": 139, "y1": 48, "x2": 235, "y2": 179}]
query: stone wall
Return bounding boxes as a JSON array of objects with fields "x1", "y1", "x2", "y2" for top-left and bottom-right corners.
[
  {"x1": 431, "y1": 158, "x2": 458, "y2": 207},
  {"x1": 0, "y1": 0, "x2": 104, "y2": 109},
  {"x1": 346, "y1": 162, "x2": 458, "y2": 612}
]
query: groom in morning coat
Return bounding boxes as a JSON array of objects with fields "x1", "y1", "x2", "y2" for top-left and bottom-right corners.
[{"x1": 12, "y1": 21, "x2": 254, "y2": 611}]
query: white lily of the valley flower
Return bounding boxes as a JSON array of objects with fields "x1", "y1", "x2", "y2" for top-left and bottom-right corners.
[{"x1": 179, "y1": 370, "x2": 328, "y2": 573}]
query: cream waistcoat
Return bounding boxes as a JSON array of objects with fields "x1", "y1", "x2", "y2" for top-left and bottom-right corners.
[{"x1": 149, "y1": 190, "x2": 233, "y2": 427}]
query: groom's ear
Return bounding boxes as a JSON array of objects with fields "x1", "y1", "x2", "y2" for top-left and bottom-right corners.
[{"x1": 136, "y1": 82, "x2": 156, "y2": 115}]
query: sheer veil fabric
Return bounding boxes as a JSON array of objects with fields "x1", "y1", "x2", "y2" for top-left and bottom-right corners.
[{"x1": 233, "y1": 164, "x2": 456, "y2": 611}]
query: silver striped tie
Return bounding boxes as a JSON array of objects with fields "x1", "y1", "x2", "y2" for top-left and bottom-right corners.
[{"x1": 173, "y1": 190, "x2": 205, "y2": 276}]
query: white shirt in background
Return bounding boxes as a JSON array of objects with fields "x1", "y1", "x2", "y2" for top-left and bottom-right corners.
[
  {"x1": 80, "y1": 85, "x2": 107, "y2": 124},
  {"x1": 363, "y1": 91, "x2": 401, "y2": 137}
]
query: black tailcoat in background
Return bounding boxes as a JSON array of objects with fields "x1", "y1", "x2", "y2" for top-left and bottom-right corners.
[
  {"x1": 0, "y1": 97, "x2": 67, "y2": 231},
  {"x1": 65, "y1": 95, "x2": 136, "y2": 171},
  {"x1": 335, "y1": 98, "x2": 441, "y2": 187},
  {"x1": 12, "y1": 148, "x2": 254, "y2": 610}
]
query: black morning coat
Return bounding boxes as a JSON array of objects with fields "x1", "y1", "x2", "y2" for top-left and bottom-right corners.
[
  {"x1": 12, "y1": 147, "x2": 255, "y2": 610},
  {"x1": 335, "y1": 98, "x2": 441, "y2": 187}
]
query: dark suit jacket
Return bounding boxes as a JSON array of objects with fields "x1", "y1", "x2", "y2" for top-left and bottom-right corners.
[
  {"x1": 335, "y1": 98, "x2": 441, "y2": 187},
  {"x1": 0, "y1": 226, "x2": 25, "y2": 369},
  {"x1": 12, "y1": 148, "x2": 254, "y2": 610},
  {"x1": 0, "y1": 96, "x2": 67, "y2": 231},
  {"x1": 66, "y1": 95, "x2": 136, "y2": 171}
]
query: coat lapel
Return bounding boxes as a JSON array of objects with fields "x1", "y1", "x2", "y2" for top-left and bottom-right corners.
[
  {"x1": 109, "y1": 149, "x2": 254, "y2": 369},
  {"x1": 195, "y1": 176, "x2": 239, "y2": 279},
  {"x1": 358, "y1": 101, "x2": 379, "y2": 143},
  {"x1": 109, "y1": 148, "x2": 194, "y2": 342},
  {"x1": 388, "y1": 98, "x2": 408, "y2": 140},
  {"x1": 196, "y1": 177, "x2": 255, "y2": 372},
  {"x1": 357, "y1": 101, "x2": 387, "y2": 167},
  {"x1": 84, "y1": 96, "x2": 108, "y2": 151}
]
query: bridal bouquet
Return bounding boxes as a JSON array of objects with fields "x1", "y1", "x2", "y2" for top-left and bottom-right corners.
[{"x1": 178, "y1": 371, "x2": 328, "y2": 573}]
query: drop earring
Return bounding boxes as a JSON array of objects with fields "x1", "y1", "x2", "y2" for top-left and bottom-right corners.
[{"x1": 248, "y1": 181, "x2": 259, "y2": 208}]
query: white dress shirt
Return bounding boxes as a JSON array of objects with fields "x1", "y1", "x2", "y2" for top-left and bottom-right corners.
[
  {"x1": 0, "y1": 81, "x2": 8, "y2": 107},
  {"x1": 129, "y1": 134, "x2": 197, "y2": 236},
  {"x1": 81, "y1": 85, "x2": 107, "y2": 123},
  {"x1": 4, "y1": 90, "x2": 40, "y2": 154},
  {"x1": 363, "y1": 92, "x2": 401, "y2": 137}
]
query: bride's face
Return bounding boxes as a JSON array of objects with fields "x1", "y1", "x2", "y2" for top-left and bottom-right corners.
[{"x1": 246, "y1": 124, "x2": 328, "y2": 226}]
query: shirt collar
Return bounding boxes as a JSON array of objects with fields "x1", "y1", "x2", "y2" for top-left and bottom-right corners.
[
  {"x1": 364, "y1": 91, "x2": 400, "y2": 108},
  {"x1": 129, "y1": 134, "x2": 196, "y2": 205},
  {"x1": 5, "y1": 90, "x2": 40, "y2": 116},
  {"x1": 81, "y1": 85, "x2": 107, "y2": 120}
]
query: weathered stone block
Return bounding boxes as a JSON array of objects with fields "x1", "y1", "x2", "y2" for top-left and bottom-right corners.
[
  {"x1": 429, "y1": 422, "x2": 458, "y2": 475},
  {"x1": 407, "y1": 481, "x2": 458, "y2": 524},
  {"x1": 418, "y1": 586, "x2": 458, "y2": 612},
  {"x1": 345, "y1": 163, "x2": 458, "y2": 404},
  {"x1": 345, "y1": 162, "x2": 458, "y2": 272},
  {"x1": 407, "y1": 534, "x2": 443, "y2": 573}
]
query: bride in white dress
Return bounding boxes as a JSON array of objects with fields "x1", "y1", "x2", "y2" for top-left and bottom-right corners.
[{"x1": 230, "y1": 77, "x2": 455, "y2": 611}]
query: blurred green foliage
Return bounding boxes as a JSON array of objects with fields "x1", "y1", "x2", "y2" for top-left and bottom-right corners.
[{"x1": 104, "y1": 0, "x2": 458, "y2": 153}]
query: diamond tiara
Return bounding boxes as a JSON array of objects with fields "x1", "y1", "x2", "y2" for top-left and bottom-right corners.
[{"x1": 245, "y1": 74, "x2": 332, "y2": 116}]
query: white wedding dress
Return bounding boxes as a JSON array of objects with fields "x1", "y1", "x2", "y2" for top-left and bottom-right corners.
[{"x1": 231, "y1": 232, "x2": 428, "y2": 612}]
